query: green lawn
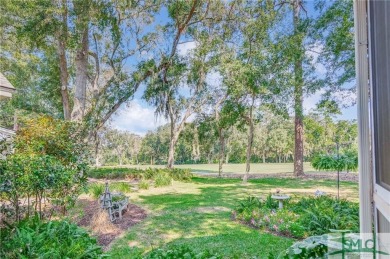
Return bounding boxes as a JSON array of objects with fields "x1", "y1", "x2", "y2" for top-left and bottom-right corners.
[
  {"x1": 108, "y1": 177, "x2": 358, "y2": 258},
  {"x1": 103, "y1": 162, "x2": 317, "y2": 175}
]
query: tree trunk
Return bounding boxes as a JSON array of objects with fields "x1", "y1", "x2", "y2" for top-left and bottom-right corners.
[
  {"x1": 94, "y1": 132, "x2": 101, "y2": 167},
  {"x1": 167, "y1": 130, "x2": 180, "y2": 169},
  {"x1": 56, "y1": 0, "x2": 71, "y2": 120},
  {"x1": 192, "y1": 126, "x2": 201, "y2": 162},
  {"x1": 218, "y1": 128, "x2": 225, "y2": 177},
  {"x1": 167, "y1": 140, "x2": 175, "y2": 169},
  {"x1": 225, "y1": 152, "x2": 229, "y2": 164},
  {"x1": 262, "y1": 151, "x2": 266, "y2": 163},
  {"x1": 71, "y1": 25, "x2": 89, "y2": 121},
  {"x1": 293, "y1": 0, "x2": 304, "y2": 177},
  {"x1": 243, "y1": 99, "x2": 255, "y2": 183}
]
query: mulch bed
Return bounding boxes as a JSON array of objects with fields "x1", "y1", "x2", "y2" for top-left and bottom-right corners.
[
  {"x1": 77, "y1": 199, "x2": 147, "y2": 248},
  {"x1": 198, "y1": 172, "x2": 359, "y2": 182}
]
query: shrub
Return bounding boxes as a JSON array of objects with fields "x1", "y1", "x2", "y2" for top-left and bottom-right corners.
[
  {"x1": 139, "y1": 180, "x2": 150, "y2": 190},
  {"x1": 154, "y1": 171, "x2": 172, "y2": 187},
  {"x1": 111, "y1": 182, "x2": 132, "y2": 193},
  {"x1": 294, "y1": 196, "x2": 359, "y2": 235},
  {"x1": 88, "y1": 167, "x2": 193, "y2": 182},
  {"x1": 233, "y1": 195, "x2": 359, "y2": 238},
  {"x1": 89, "y1": 183, "x2": 105, "y2": 199},
  {"x1": 1, "y1": 153, "x2": 87, "y2": 221},
  {"x1": 167, "y1": 168, "x2": 193, "y2": 181},
  {"x1": 233, "y1": 194, "x2": 279, "y2": 217},
  {"x1": 0, "y1": 116, "x2": 88, "y2": 221},
  {"x1": 311, "y1": 152, "x2": 358, "y2": 172},
  {"x1": 0, "y1": 217, "x2": 105, "y2": 258}
]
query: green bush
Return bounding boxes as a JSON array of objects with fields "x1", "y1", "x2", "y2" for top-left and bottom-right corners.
[
  {"x1": 154, "y1": 171, "x2": 172, "y2": 187},
  {"x1": 311, "y1": 152, "x2": 358, "y2": 172},
  {"x1": 88, "y1": 168, "x2": 193, "y2": 182},
  {"x1": 0, "y1": 217, "x2": 105, "y2": 258},
  {"x1": 89, "y1": 183, "x2": 105, "y2": 199},
  {"x1": 139, "y1": 180, "x2": 150, "y2": 190},
  {"x1": 233, "y1": 195, "x2": 359, "y2": 238},
  {"x1": 294, "y1": 196, "x2": 359, "y2": 235},
  {"x1": 0, "y1": 116, "x2": 88, "y2": 221},
  {"x1": 111, "y1": 182, "x2": 132, "y2": 193},
  {"x1": 233, "y1": 194, "x2": 279, "y2": 217}
]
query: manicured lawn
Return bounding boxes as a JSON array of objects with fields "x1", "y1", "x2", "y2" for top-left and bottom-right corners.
[
  {"x1": 102, "y1": 162, "x2": 318, "y2": 175},
  {"x1": 108, "y1": 177, "x2": 358, "y2": 258}
]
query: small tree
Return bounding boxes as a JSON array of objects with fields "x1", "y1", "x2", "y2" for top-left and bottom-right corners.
[
  {"x1": 311, "y1": 152, "x2": 358, "y2": 199},
  {"x1": 0, "y1": 116, "x2": 88, "y2": 221}
]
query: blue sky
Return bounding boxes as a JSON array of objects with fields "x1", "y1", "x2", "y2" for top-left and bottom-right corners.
[{"x1": 110, "y1": 1, "x2": 357, "y2": 136}]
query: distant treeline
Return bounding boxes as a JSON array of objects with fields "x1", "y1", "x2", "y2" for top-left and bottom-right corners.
[{"x1": 96, "y1": 112, "x2": 357, "y2": 166}]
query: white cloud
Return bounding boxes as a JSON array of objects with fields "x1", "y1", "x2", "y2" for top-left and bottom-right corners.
[
  {"x1": 303, "y1": 89, "x2": 357, "y2": 120},
  {"x1": 206, "y1": 70, "x2": 223, "y2": 87},
  {"x1": 303, "y1": 90, "x2": 325, "y2": 113},
  {"x1": 177, "y1": 41, "x2": 196, "y2": 56},
  {"x1": 110, "y1": 100, "x2": 167, "y2": 136}
]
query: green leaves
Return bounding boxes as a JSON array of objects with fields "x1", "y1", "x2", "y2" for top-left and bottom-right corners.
[
  {"x1": 314, "y1": 0, "x2": 355, "y2": 85},
  {"x1": 234, "y1": 194, "x2": 359, "y2": 240},
  {"x1": 0, "y1": 218, "x2": 105, "y2": 258},
  {"x1": 311, "y1": 152, "x2": 358, "y2": 172},
  {"x1": 0, "y1": 116, "x2": 89, "y2": 220}
]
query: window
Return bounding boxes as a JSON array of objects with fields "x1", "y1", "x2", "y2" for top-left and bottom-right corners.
[{"x1": 370, "y1": 0, "x2": 390, "y2": 192}]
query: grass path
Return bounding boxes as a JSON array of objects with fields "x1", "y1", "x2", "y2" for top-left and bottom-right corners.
[{"x1": 108, "y1": 177, "x2": 358, "y2": 258}]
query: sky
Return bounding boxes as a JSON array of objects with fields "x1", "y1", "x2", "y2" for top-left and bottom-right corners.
[
  {"x1": 110, "y1": 90, "x2": 357, "y2": 136},
  {"x1": 110, "y1": 1, "x2": 357, "y2": 136}
]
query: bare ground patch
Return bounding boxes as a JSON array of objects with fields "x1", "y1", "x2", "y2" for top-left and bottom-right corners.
[
  {"x1": 194, "y1": 206, "x2": 231, "y2": 213},
  {"x1": 76, "y1": 199, "x2": 147, "y2": 249}
]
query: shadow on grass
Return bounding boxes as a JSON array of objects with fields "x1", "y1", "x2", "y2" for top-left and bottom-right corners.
[
  {"x1": 140, "y1": 177, "x2": 358, "y2": 212},
  {"x1": 138, "y1": 183, "x2": 250, "y2": 211},
  {"x1": 110, "y1": 212, "x2": 293, "y2": 259}
]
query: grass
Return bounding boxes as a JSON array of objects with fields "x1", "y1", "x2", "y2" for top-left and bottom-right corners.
[
  {"x1": 101, "y1": 162, "x2": 318, "y2": 175},
  {"x1": 108, "y1": 177, "x2": 358, "y2": 258},
  {"x1": 89, "y1": 183, "x2": 105, "y2": 198}
]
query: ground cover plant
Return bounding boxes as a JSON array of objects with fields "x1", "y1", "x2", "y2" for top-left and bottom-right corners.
[
  {"x1": 0, "y1": 217, "x2": 105, "y2": 258},
  {"x1": 89, "y1": 167, "x2": 193, "y2": 182},
  {"x1": 233, "y1": 195, "x2": 359, "y2": 239}
]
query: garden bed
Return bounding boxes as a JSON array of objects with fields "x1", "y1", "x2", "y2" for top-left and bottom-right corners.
[
  {"x1": 76, "y1": 199, "x2": 147, "y2": 248},
  {"x1": 232, "y1": 194, "x2": 359, "y2": 239},
  {"x1": 197, "y1": 171, "x2": 359, "y2": 182}
]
